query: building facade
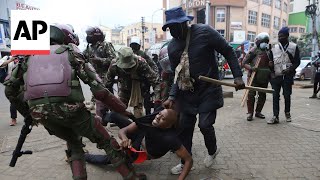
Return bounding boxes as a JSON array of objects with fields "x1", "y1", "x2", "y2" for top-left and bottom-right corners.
[
  {"x1": 163, "y1": 0, "x2": 290, "y2": 43},
  {"x1": 119, "y1": 22, "x2": 164, "y2": 50},
  {"x1": 288, "y1": 0, "x2": 320, "y2": 38}
]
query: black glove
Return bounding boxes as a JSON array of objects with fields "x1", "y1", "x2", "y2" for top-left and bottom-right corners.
[{"x1": 234, "y1": 77, "x2": 245, "y2": 91}]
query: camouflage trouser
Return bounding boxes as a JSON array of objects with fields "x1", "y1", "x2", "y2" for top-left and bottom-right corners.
[
  {"x1": 119, "y1": 91, "x2": 144, "y2": 118},
  {"x1": 29, "y1": 102, "x2": 132, "y2": 180},
  {"x1": 247, "y1": 81, "x2": 269, "y2": 114}
]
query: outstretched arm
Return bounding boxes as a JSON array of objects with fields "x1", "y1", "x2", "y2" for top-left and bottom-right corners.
[{"x1": 175, "y1": 145, "x2": 193, "y2": 180}]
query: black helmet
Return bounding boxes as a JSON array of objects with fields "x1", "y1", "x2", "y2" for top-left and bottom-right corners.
[
  {"x1": 85, "y1": 26, "x2": 105, "y2": 44},
  {"x1": 50, "y1": 24, "x2": 79, "y2": 45}
]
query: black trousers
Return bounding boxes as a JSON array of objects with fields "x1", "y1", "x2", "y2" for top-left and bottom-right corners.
[
  {"x1": 10, "y1": 103, "x2": 17, "y2": 119},
  {"x1": 179, "y1": 110, "x2": 217, "y2": 163},
  {"x1": 270, "y1": 75, "x2": 294, "y2": 117}
]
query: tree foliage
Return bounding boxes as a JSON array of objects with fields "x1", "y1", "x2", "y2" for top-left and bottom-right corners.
[{"x1": 292, "y1": 33, "x2": 320, "y2": 57}]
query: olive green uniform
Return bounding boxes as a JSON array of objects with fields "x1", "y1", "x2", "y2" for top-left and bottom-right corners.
[{"x1": 4, "y1": 44, "x2": 142, "y2": 180}]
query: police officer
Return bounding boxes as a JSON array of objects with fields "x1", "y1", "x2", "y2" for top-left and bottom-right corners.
[
  {"x1": 83, "y1": 27, "x2": 116, "y2": 119},
  {"x1": 4, "y1": 24, "x2": 146, "y2": 180},
  {"x1": 157, "y1": 42, "x2": 174, "y2": 105},
  {"x1": 105, "y1": 47, "x2": 160, "y2": 118},
  {"x1": 130, "y1": 36, "x2": 159, "y2": 115},
  {"x1": 243, "y1": 32, "x2": 273, "y2": 121}
]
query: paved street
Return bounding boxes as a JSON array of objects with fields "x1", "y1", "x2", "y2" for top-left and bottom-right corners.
[{"x1": 0, "y1": 80, "x2": 320, "y2": 180}]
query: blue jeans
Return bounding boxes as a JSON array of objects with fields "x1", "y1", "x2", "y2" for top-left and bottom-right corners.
[{"x1": 270, "y1": 75, "x2": 294, "y2": 117}]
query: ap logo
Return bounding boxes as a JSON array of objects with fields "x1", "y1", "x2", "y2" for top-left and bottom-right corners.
[{"x1": 11, "y1": 10, "x2": 50, "y2": 55}]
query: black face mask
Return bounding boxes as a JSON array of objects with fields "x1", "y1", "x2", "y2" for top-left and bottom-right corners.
[
  {"x1": 169, "y1": 23, "x2": 188, "y2": 40},
  {"x1": 278, "y1": 34, "x2": 289, "y2": 46}
]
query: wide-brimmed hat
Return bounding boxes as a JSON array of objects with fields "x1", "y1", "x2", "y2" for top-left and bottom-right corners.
[
  {"x1": 162, "y1": 7, "x2": 194, "y2": 31},
  {"x1": 116, "y1": 47, "x2": 136, "y2": 69}
]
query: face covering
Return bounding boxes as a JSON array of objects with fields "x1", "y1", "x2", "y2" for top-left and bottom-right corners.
[
  {"x1": 169, "y1": 23, "x2": 187, "y2": 40},
  {"x1": 259, "y1": 42, "x2": 268, "y2": 50},
  {"x1": 130, "y1": 43, "x2": 140, "y2": 52}
]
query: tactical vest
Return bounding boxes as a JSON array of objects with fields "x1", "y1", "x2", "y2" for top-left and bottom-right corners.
[
  {"x1": 272, "y1": 42, "x2": 296, "y2": 76},
  {"x1": 24, "y1": 44, "x2": 84, "y2": 105},
  {"x1": 252, "y1": 48, "x2": 271, "y2": 83}
]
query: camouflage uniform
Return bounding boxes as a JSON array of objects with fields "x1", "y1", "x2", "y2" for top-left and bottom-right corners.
[
  {"x1": 243, "y1": 47, "x2": 272, "y2": 119},
  {"x1": 83, "y1": 41, "x2": 116, "y2": 118},
  {"x1": 133, "y1": 50, "x2": 159, "y2": 115},
  {"x1": 106, "y1": 54, "x2": 160, "y2": 118},
  {"x1": 5, "y1": 43, "x2": 144, "y2": 180}
]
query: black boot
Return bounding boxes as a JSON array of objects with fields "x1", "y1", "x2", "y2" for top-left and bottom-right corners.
[
  {"x1": 247, "y1": 113, "x2": 253, "y2": 121},
  {"x1": 255, "y1": 112, "x2": 265, "y2": 119}
]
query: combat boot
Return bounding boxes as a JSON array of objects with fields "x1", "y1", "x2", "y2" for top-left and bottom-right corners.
[
  {"x1": 247, "y1": 113, "x2": 253, "y2": 121},
  {"x1": 255, "y1": 112, "x2": 265, "y2": 119}
]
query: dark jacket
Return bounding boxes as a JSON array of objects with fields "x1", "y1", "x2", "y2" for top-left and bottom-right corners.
[{"x1": 168, "y1": 24, "x2": 243, "y2": 114}]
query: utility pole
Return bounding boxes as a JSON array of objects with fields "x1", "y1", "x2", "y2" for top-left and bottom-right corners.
[
  {"x1": 306, "y1": 0, "x2": 319, "y2": 83},
  {"x1": 205, "y1": 0, "x2": 211, "y2": 25},
  {"x1": 141, "y1": 17, "x2": 145, "y2": 50},
  {"x1": 186, "y1": 0, "x2": 188, "y2": 15}
]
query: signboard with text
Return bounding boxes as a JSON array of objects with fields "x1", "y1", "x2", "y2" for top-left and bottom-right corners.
[{"x1": 16, "y1": 2, "x2": 40, "y2": 10}]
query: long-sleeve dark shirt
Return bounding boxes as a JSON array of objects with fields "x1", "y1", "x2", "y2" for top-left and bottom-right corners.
[{"x1": 167, "y1": 24, "x2": 243, "y2": 114}]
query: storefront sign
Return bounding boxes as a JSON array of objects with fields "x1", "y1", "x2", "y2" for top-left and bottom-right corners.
[
  {"x1": 186, "y1": 0, "x2": 206, "y2": 9},
  {"x1": 233, "y1": 31, "x2": 246, "y2": 42},
  {"x1": 16, "y1": 2, "x2": 40, "y2": 10},
  {"x1": 231, "y1": 22, "x2": 242, "y2": 30}
]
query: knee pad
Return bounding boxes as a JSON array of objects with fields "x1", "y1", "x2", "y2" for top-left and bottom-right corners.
[
  {"x1": 93, "y1": 115, "x2": 111, "y2": 140},
  {"x1": 66, "y1": 149, "x2": 87, "y2": 180}
]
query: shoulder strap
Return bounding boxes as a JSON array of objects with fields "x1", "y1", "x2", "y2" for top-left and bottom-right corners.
[{"x1": 183, "y1": 28, "x2": 191, "y2": 53}]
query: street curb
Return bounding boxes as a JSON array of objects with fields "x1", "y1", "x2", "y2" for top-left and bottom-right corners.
[{"x1": 293, "y1": 83, "x2": 313, "y2": 88}]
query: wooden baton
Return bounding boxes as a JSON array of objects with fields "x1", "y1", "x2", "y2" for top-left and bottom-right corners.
[{"x1": 198, "y1": 76, "x2": 274, "y2": 94}]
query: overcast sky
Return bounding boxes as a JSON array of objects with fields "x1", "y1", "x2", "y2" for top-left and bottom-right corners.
[{"x1": 24, "y1": 0, "x2": 164, "y2": 29}]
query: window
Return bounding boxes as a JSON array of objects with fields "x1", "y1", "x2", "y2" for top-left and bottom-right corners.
[
  {"x1": 289, "y1": 27, "x2": 297, "y2": 33},
  {"x1": 127, "y1": 30, "x2": 130, "y2": 34},
  {"x1": 299, "y1": 27, "x2": 305, "y2": 33},
  {"x1": 217, "y1": 29, "x2": 225, "y2": 37},
  {"x1": 247, "y1": 31, "x2": 256, "y2": 41},
  {"x1": 261, "y1": 13, "x2": 271, "y2": 28},
  {"x1": 216, "y1": 8, "x2": 225, "y2": 22},
  {"x1": 283, "y1": 2, "x2": 288, "y2": 12},
  {"x1": 248, "y1": 10, "x2": 258, "y2": 25},
  {"x1": 290, "y1": 0, "x2": 294, "y2": 2},
  {"x1": 262, "y1": 0, "x2": 272, "y2": 6},
  {"x1": 289, "y1": 4, "x2": 293, "y2": 12},
  {"x1": 274, "y1": 16, "x2": 280, "y2": 30},
  {"x1": 282, "y1": 19, "x2": 287, "y2": 27},
  {"x1": 275, "y1": 0, "x2": 281, "y2": 9},
  {"x1": 250, "y1": 0, "x2": 258, "y2": 2},
  {"x1": 0, "y1": 20, "x2": 10, "y2": 38}
]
